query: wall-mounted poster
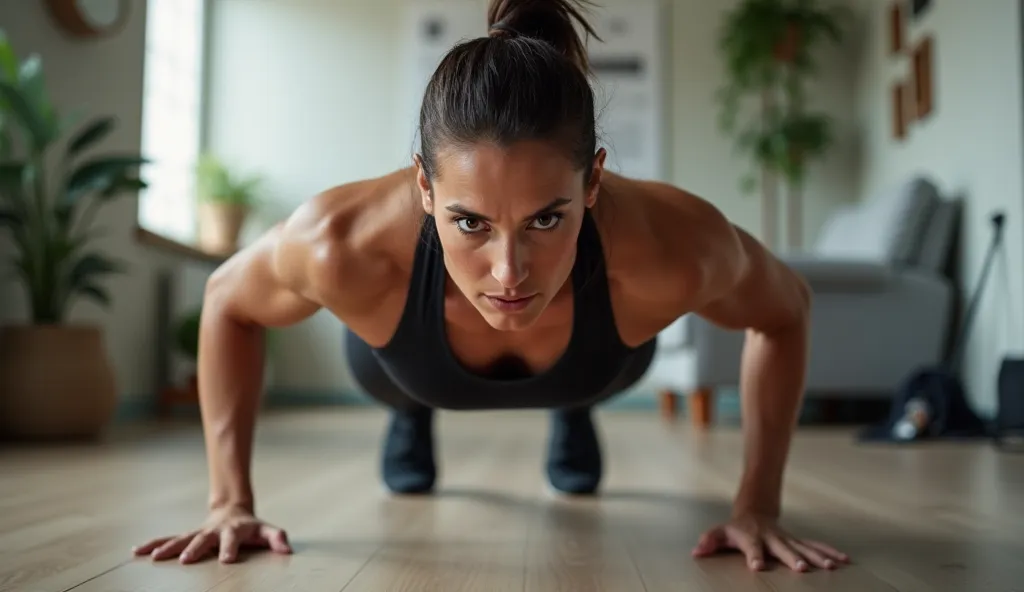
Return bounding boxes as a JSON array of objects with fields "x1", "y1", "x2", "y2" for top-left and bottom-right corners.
[
  {"x1": 587, "y1": 0, "x2": 667, "y2": 182},
  {"x1": 398, "y1": 0, "x2": 485, "y2": 150}
]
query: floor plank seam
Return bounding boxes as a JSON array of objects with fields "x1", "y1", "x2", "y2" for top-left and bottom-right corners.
[
  {"x1": 621, "y1": 535, "x2": 650, "y2": 592},
  {"x1": 337, "y1": 541, "x2": 386, "y2": 592},
  {"x1": 59, "y1": 558, "x2": 131, "y2": 592}
]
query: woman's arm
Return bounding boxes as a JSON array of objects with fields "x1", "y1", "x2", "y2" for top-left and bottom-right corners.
[
  {"x1": 134, "y1": 186, "x2": 402, "y2": 565},
  {"x1": 645, "y1": 187, "x2": 847, "y2": 572},
  {"x1": 198, "y1": 195, "x2": 345, "y2": 514},
  {"x1": 689, "y1": 222, "x2": 811, "y2": 519}
]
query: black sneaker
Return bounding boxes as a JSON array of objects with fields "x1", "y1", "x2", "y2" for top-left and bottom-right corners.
[
  {"x1": 545, "y1": 408, "x2": 602, "y2": 495},
  {"x1": 381, "y1": 407, "x2": 436, "y2": 494}
]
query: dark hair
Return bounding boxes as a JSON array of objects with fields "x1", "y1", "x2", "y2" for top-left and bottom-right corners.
[{"x1": 417, "y1": 0, "x2": 602, "y2": 188}]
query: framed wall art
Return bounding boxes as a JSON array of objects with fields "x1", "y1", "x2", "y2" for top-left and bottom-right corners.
[
  {"x1": 912, "y1": 35, "x2": 935, "y2": 119},
  {"x1": 889, "y1": 1, "x2": 905, "y2": 55}
]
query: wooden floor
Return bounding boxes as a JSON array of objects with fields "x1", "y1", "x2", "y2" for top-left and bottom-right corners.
[{"x1": 1, "y1": 408, "x2": 1023, "y2": 591}]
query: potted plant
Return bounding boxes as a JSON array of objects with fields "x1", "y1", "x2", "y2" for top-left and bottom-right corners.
[
  {"x1": 716, "y1": 0, "x2": 848, "y2": 250},
  {"x1": 195, "y1": 152, "x2": 262, "y2": 256},
  {"x1": 0, "y1": 30, "x2": 148, "y2": 439}
]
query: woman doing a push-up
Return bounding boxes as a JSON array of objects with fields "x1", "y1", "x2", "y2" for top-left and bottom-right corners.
[{"x1": 132, "y1": 0, "x2": 850, "y2": 573}]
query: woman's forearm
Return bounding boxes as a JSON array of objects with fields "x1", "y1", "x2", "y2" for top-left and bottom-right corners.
[
  {"x1": 732, "y1": 318, "x2": 809, "y2": 518},
  {"x1": 197, "y1": 298, "x2": 266, "y2": 515}
]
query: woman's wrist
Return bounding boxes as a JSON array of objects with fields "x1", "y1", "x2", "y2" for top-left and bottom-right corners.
[
  {"x1": 209, "y1": 490, "x2": 254, "y2": 514},
  {"x1": 731, "y1": 469, "x2": 782, "y2": 519}
]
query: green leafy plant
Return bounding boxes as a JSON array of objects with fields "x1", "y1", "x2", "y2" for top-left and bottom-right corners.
[
  {"x1": 173, "y1": 305, "x2": 276, "y2": 360},
  {"x1": 196, "y1": 152, "x2": 262, "y2": 208},
  {"x1": 716, "y1": 0, "x2": 848, "y2": 248},
  {"x1": 0, "y1": 30, "x2": 148, "y2": 324},
  {"x1": 174, "y1": 307, "x2": 202, "y2": 360}
]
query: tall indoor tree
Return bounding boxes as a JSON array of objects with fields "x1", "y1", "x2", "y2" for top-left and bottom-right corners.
[{"x1": 717, "y1": 0, "x2": 849, "y2": 250}]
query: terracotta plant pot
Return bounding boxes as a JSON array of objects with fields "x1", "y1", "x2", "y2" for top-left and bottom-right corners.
[
  {"x1": 0, "y1": 325, "x2": 118, "y2": 440},
  {"x1": 198, "y1": 201, "x2": 249, "y2": 255},
  {"x1": 774, "y1": 22, "x2": 803, "y2": 62}
]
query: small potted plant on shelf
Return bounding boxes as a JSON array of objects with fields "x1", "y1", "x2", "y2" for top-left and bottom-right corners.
[
  {"x1": 195, "y1": 152, "x2": 262, "y2": 256},
  {"x1": 0, "y1": 30, "x2": 148, "y2": 439}
]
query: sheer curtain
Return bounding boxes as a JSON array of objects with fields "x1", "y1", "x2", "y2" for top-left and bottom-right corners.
[{"x1": 138, "y1": 0, "x2": 206, "y2": 245}]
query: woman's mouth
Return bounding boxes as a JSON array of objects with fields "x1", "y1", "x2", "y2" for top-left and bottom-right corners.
[{"x1": 484, "y1": 294, "x2": 536, "y2": 312}]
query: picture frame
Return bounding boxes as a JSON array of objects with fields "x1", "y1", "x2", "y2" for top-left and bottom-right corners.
[
  {"x1": 912, "y1": 35, "x2": 935, "y2": 119},
  {"x1": 892, "y1": 80, "x2": 908, "y2": 140},
  {"x1": 889, "y1": 1, "x2": 905, "y2": 55}
]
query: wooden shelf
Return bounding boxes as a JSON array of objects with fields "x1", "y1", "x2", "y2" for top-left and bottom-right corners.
[{"x1": 134, "y1": 226, "x2": 234, "y2": 266}]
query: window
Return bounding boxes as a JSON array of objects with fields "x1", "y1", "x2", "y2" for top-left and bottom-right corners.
[{"x1": 138, "y1": 0, "x2": 206, "y2": 246}]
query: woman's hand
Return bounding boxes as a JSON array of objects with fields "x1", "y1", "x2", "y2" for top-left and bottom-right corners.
[
  {"x1": 691, "y1": 513, "x2": 849, "y2": 572},
  {"x1": 132, "y1": 505, "x2": 292, "y2": 564}
]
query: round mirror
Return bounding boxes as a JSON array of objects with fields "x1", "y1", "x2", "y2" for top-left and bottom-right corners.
[
  {"x1": 76, "y1": 0, "x2": 122, "y2": 29},
  {"x1": 46, "y1": 0, "x2": 129, "y2": 38}
]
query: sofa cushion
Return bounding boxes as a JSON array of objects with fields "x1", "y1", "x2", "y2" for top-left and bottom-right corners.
[
  {"x1": 782, "y1": 255, "x2": 894, "y2": 292},
  {"x1": 657, "y1": 316, "x2": 691, "y2": 350},
  {"x1": 814, "y1": 176, "x2": 939, "y2": 264},
  {"x1": 890, "y1": 178, "x2": 941, "y2": 265},
  {"x1": 914, "y1": 198, "x2": 959, "y2": 274}
]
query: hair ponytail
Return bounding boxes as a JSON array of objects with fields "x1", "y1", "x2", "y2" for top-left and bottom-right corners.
[
  {"x1": 486, "y1": 0, "x2": 600, "y2": 75},
  {"x1": 416, "y1": 0, "x2": 601, "y2": 186}
]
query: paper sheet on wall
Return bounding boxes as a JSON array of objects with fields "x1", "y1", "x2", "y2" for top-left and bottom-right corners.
[
  {"x1": 398, "y1": 0, "x2": 485, "y2": 151},
  {"x1": 588, "y1": 0, "x2": 665, "y2": 181}
]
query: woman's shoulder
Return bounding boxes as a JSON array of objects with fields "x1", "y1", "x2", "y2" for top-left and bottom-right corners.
[
  {"x1": 594, "y1": 172, "x2": 733, "y2": 277},
  {"x1": 308, "y1": 167, "x2": 422, "y2": 256},
  {"x1": 593, "y1": 172, "x2": 743, "y2": 333},
  {"x1": 277, "y1": 167, "x2": 423, "y2": 310}
]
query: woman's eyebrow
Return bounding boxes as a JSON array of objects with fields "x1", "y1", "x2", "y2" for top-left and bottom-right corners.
[{"x1": 444, "y1": 197, "x2": 572, "y2": 222}]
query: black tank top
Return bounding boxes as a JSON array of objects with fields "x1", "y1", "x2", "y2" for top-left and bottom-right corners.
[{"x1": 371, "y1": 210, "x2": 642, "y2": 410}]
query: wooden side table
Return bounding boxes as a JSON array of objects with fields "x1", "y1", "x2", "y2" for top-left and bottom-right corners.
[{"x1": 658, "y1": 388, "x2": 713, "y2": 429}]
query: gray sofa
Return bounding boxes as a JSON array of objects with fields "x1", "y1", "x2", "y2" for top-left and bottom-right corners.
[{"x1": 646, "y1": 176, "x2": 960, "y2": 427}]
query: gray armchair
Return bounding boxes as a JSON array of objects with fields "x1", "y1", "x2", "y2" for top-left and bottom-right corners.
[{"x1": 646, "y1": 176, "x2": 960, "y2": 427}]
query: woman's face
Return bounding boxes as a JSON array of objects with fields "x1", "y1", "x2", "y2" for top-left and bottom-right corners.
[{"x1": 416, "y1": 140, "x2": 605, "y2": 331}]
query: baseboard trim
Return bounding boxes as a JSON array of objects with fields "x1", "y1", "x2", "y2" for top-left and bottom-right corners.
[
  {"x1": 114, "y1": 397, "x2": 158, "y2": 421},
  {"x1": 264, "y1": 388, "x2": 374, "y2": 407}
]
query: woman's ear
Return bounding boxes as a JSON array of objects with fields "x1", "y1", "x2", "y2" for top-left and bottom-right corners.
[
  {"x1": 585, "y1": 148, "x2": 607, "y2": 208},
  {"x1": 413, "y1": 154, "x2": 433, "y2": 213}
]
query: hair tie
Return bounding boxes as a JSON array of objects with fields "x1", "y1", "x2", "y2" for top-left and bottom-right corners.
[{"x1": 488, "y1": 22, "x2": 519, "y2": 39}]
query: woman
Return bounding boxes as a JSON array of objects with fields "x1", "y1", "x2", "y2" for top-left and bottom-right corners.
[{"x1": 133, "y1": 0, "x2": 849, "y2": 573}]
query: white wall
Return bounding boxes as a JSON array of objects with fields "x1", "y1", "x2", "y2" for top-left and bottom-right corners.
[
  {"x1": 204, "y1": 0, "x2": 862, "y2": 396},
  {"x1": 0, "y1": 1, "x2": 177, "y2": 404},
  {"x1": 855, "y1": 0, "x2": 1024, "y2": 414}
]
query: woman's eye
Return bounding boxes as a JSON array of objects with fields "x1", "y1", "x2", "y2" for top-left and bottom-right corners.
[
  {"x1": 456, "y1": 218, "x2": 484, "y2": 233},
  {"x1": 531, "y1": 214, "x2": 561, "y2": 230}
]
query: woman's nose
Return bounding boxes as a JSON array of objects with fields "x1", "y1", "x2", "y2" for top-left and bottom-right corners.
[{"x1": 491, "y1": 239, "x2": 529, "y2": 289}]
